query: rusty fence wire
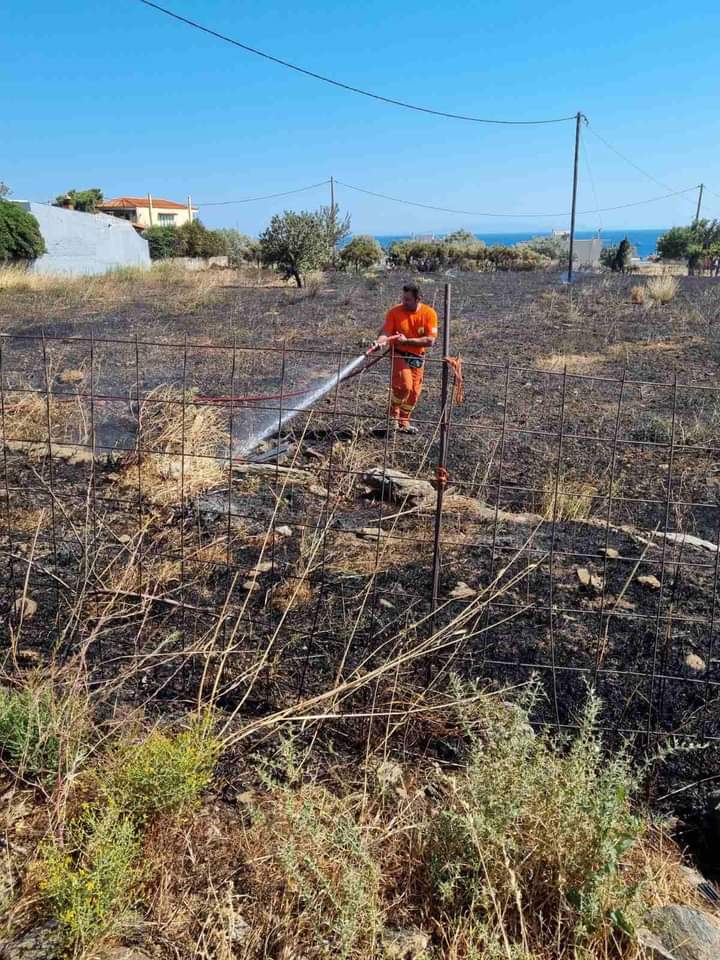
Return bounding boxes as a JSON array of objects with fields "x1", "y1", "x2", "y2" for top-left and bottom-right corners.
[{"x1": 1, "y1": 303, "x2": 719, "y2": 754}]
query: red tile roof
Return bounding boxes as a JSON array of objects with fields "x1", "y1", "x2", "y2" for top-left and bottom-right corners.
[{"x1": 100, "y1": 196, "x2": 192, "y2": 210}]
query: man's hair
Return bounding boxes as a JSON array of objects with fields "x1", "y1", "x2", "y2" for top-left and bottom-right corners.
[{"x1": 402, "y1": 282, "x2": 420, "y2": 299}]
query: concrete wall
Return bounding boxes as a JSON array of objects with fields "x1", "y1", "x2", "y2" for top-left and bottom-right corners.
[
  {"x1": 169, "y1": 256, "x2": 229, "y2": 271},
  {"x1": 16, "y1": 202, "x2": 150, "y2": 276},
  {"x1": 574, "y1": 238, "x2": 602, "y2": 268}
]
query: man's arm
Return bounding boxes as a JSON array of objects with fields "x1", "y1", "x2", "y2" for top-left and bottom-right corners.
[{"x1": 399, "y1": 335, "x2": 436, "y2": 348}]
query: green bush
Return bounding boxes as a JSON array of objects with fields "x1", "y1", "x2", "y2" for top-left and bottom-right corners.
[
  {"x1": 144, "y1": 224, "x2": 180, "y2": 260},
  {"x1": 339, "y1": 234, "x2": 384, "y2": 272},
  {"x1": 428, "y1": 686, "x2": 645, "y2": 950},
  {"x1": 105, "y1": 716, "x2": 220, "y2": 821},
  {"x1": 387, "y1": 238, "x2": 548, "y2": 273},
  {"x1": 0, "y1": 200, "x2": 46, "y2": 262},
  {"x1": 247, "y1": 781, "x2": 383, "y2": 959},
  {"x1": 37, "y1": 801, "x2": 141, "y2": 952},
  {"x1": 54, "y1": 188, "x2": 103, "y2": 213},
  {"x1": 0, "y1": 684, "x2": 87, "y2": 781}
]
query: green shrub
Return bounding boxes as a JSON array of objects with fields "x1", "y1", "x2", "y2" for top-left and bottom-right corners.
[
  {"x1": 428, "y1": 686, "x2": 645, "y2": 950},
  {"x1": 246, "y1": 781, "x2": 383, "y2": 959},
  {"x1": 37, "y1": 801, "x2": 141, "y2": 952},
  {"x1": 0, "y1": 200, "x2": 46, "y2": 262},
  {"x1": 0, "y1": 683, "x2": 87, "y2": 781},
  {"x1": 339, "y1": 234, "x2": 384, "y2": 272},
  {"x1": 105, "y1": 716, "x2": 220, "y2": 821},
  {"x1": 144, "y1": 224, "x2": 180, "y2": 260},
  {"x1": 54, "y1": 188, "x2": 103, "y2": 213}
]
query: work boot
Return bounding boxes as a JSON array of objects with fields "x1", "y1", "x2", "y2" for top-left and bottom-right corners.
[{"x1": 398, "y1": 424, "x2": 418, "y2": 435}]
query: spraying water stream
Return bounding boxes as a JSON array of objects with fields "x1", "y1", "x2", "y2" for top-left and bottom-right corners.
[{"x1": 236, "y1": 351, "x2": 372, "y2": 457}]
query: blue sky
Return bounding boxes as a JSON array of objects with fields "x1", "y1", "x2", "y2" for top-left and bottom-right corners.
[{"x1": 3, "y1": 0, "x2": 719, "y2": 235}]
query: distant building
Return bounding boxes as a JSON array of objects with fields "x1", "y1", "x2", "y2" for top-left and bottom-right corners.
[
  {"x1": 98, "y1": 195, "x2": 197, "y2": 230},
  {"x1": 573, "y1": 237, "x2": 602, "y2": 269},
  {"x1": 13, "y1": 201, "x2": 150, "y2": 276},
  {"x1": 552, "y1": 229, "x2": 570, "y2": 239}
]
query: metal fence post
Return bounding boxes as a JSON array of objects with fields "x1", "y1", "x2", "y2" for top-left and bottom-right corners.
[{"x1": 431, "y1": 283, "x2": 451, "y2": 611}]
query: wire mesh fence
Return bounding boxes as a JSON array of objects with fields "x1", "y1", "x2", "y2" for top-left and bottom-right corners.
[{"x1": 1, "y1": 281, "x2": 719, "y2": 755}]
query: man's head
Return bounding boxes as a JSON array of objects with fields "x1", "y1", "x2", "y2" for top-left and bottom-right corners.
[{"x1": 401, "y1": 282, "x2": 420, "y2": 311}]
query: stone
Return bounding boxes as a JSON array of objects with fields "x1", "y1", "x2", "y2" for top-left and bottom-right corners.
[
  {"x1": 0, "y1": 921, "x2": 64, "y2": 960},
  {"x1": 638, "y1": 574, "x2": 662, "y2": 590},
  {"x1": 636, "y1": 926, "x2": 677, "y2": 960},
  {"x1": 11, "y1": 597, "x2": 37, "y2": 620},
  {"x1": 275, "y1": 525, "x2": 293, "y2": 537},
  {"x1": 642, "y1": 905, "x2": 720, "y2": 960},
  {"x1": 603, "y1": 547, "x2": 620, "y2": 559},
  {"x1": 251, "y1": 561, "x2": 273, "y2": 574},
  {"x1": 362, "y1": 467, "x2": 435, "y2": 506},
  {"x1": 242, "y1": 580, "x2": 259, "y2": 591},
  {"x1": 449, "y1": 581, "x2": 476, "y2": 599},
  {"x1": 685, "y1": 653, "x2": 707, "y2": 673},
  {"x1": 382, "y1": 926, "x2": 430, "y2": 959},
  {"x1": 576, "y1": 567, "x2": 602, "y2": 591},
  {"x1": 379, "y1": 598, "x2": 394, "y2": 609}
]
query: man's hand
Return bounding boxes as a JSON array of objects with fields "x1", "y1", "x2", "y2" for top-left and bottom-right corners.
[{"x1": 395, "y1": 333, "x2": 407, "y2": 343}]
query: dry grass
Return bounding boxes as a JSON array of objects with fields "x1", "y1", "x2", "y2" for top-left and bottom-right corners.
[
  {"x1": 1, "y1": 391, "x2": 87, "y2": 447},
  {"x1": 629, "y1": 285, "x2": 647, "y2": 305},
  {"x1": 646, "y1": 275, "x2": 679, "y2": 305},
  {"x1": 535, "y1": 352, "x2": 604, "y2": 373},
  {"x1": 541, "y1": 472, "x2": 598, "y2": 521},
  {"x1": 116, "y1": 385, "x2": 227, "y2": 507}
]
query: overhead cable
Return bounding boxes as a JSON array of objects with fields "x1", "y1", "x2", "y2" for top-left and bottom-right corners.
[
  {"x1": 335, "y1": 179, "x2": 700, "y2": 218},
  {"x1": 196, "y1": 180, "x2": 330, "y2": 206},
  {"x1": 139, "y1": 0, "x2": 576, "y2": 126}
]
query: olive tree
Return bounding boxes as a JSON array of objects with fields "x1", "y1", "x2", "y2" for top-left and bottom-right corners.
[
  {"x1": 339, "y1": 235, "x2": 383, "y2": 272},
  {"x1": 0, "y1": 200, "x2": 46, "y2": 261},
  {"x1": 260, "y1": 210, "x2": 329, "y2": 287}
]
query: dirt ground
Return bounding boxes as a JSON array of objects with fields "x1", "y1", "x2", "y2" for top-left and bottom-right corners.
[{"x1": 2, "y1": 266, "x2": 720, "y2": 859}]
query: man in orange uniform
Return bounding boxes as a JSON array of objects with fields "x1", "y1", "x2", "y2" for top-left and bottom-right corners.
[{"x1": 376, "y1": 283, "x2": 438, "y2": 434}]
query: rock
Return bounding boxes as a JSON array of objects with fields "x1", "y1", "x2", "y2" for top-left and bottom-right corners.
[
  {"x1": 242, "y1": 580, "x2": 259, "y2": 591},
  {"x1": 637, "y1": 926, "x2": 678, "y2": 960},
  {"x1": 382, "y1": 926, "x2": 430, "y2": 959},
  {"x1": 0, "y1": 921, "x2": 64, "y2": 960},
  {"x1": 275, "y1": 525, "x2": 293, "y2": 537},
  {"x1": 576, "y1": 567, "x2": 602, "y2": 591},
  {"x1": 638, "y1": 574, "x2": 662, "y2": 590},
  {"x1": 449, "y1": 582, "x2": 476, "y2": 599},
  {"x1": 685, "y1": 653, "x2": 707, "y2": 673},
  {"x1": 100, "y1": 949, "x2": 153, "y2": 960},
  {"x1": 379, "y1": 598, "x2": 394, "y2": 609},
  {"x1": 251, "y1": 561, "x2": 273, "y2": 574},
  {"x1": 362, "y1": 467, "x2": 435, "y2": 506},
  {"x1": 642, "y1": 905, "x2": 720, "y2": 960},
  {"x1": 603, "y1": 547, "x2": 620, "y2": 559},
  {"x1": 12, "y1": 597, "x2": 37, "y2": 620}
]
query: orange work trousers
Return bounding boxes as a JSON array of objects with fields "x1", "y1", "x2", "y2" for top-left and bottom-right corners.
[{"x1": 390, "y1": 355, "x2": 425, "y2": 427}]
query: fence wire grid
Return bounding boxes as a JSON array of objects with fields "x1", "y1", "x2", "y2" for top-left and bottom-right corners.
[{"x1": 1, "y1": 283, "x2": 720, "y2": 760}]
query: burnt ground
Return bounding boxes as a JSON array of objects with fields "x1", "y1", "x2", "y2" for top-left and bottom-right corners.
[{"x1": 2, "y1": 268, "x2": 720, "y2": 865}]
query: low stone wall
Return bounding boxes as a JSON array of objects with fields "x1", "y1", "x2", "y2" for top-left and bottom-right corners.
[{"x1": 167, "y1": 256, "x2": 229, "y2": 271}]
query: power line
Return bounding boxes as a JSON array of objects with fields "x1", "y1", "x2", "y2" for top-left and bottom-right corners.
[
  {"x1": 139, "y1": 0, "x2": 576, "y2": 126},
  {"x1": 585, "y1": 122, "x2": 697, "y2": 208},
  {"x1": 196, "y1": 180, "x2": 330, "y2": 207},
  {"x1": 335, "y1": 179, "x2": 700, "y2": 218},
  {"x1": 580, "y1": 127, "x2": 603, "y2": 232}
]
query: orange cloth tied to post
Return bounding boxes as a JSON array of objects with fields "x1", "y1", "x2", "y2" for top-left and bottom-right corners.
[{"x1": 382, "y1": 303, "x2": 439, "y2": 427}]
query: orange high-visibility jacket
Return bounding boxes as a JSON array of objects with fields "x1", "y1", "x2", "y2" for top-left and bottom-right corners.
[{"x1": 382, "y1": 303, "x2": 439, "y2": 357}]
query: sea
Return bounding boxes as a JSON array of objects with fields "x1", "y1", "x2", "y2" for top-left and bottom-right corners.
[{"x1": 373, "y1": 228, "x2": 664, "y2": 260}]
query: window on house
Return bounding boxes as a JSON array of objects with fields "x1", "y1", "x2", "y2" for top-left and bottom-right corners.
[{"x1": 158, "y1": 213, "x2": 176, "y2": 225}]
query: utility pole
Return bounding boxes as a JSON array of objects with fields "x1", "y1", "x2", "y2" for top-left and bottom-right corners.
[
  {"x1": 567, "y1": 112, "x2": 583, "y2": 284},
  {"x1": 329, "y1": 176, "x2": 337, "y2": 264},
  {"x1": 695, "y1": 183, "x2": 704, "y2": 224},
  {"x1": 147, "y1": 192, "x2": 154, "y2": 227}
]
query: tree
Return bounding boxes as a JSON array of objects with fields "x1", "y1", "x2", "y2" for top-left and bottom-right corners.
[
  {"x1": 0, "y1": 200, "x2": 46, "y2": 261},
  {"x1": 259, "y1": 210, "x2": 329, "y2": 287},
  {"x1": 444, "y1": 229, "x2": 476, "y2": 245},
  {"x1": 657, "y1": 220, "x2": 720, "y2": 274},
  {"x1": 215, "y1": 228, "x2": 254, "y2": 266},
  {"x1": 339, "y1": 235, "x2": 384, "y2": 272},
  {"x1": 524, "y1": 234, "x2": 569, "y2": 261},
  {"x1": 54, "y1": 188, "x2": 103, "y2": 213},
  {"x1": 176, "y1": 220, "x2": 227, "y2": 258},
  {"x1": 601, "y1": 237, "x2": 633, "y2": 273},
  {"x1": 144, "y1": 225, "x2": 181, "y2": 260},
  {"x1": 319, "y1": 204, "x2": 351, "y2": 263},
  {"x1": 0, "y1": 182, "x2": 10, "y2": 199}
]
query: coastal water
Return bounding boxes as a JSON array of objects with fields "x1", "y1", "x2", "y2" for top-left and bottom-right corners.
[{"x1": 374, "y1": 228, "x2": 664, "y2": 259}]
